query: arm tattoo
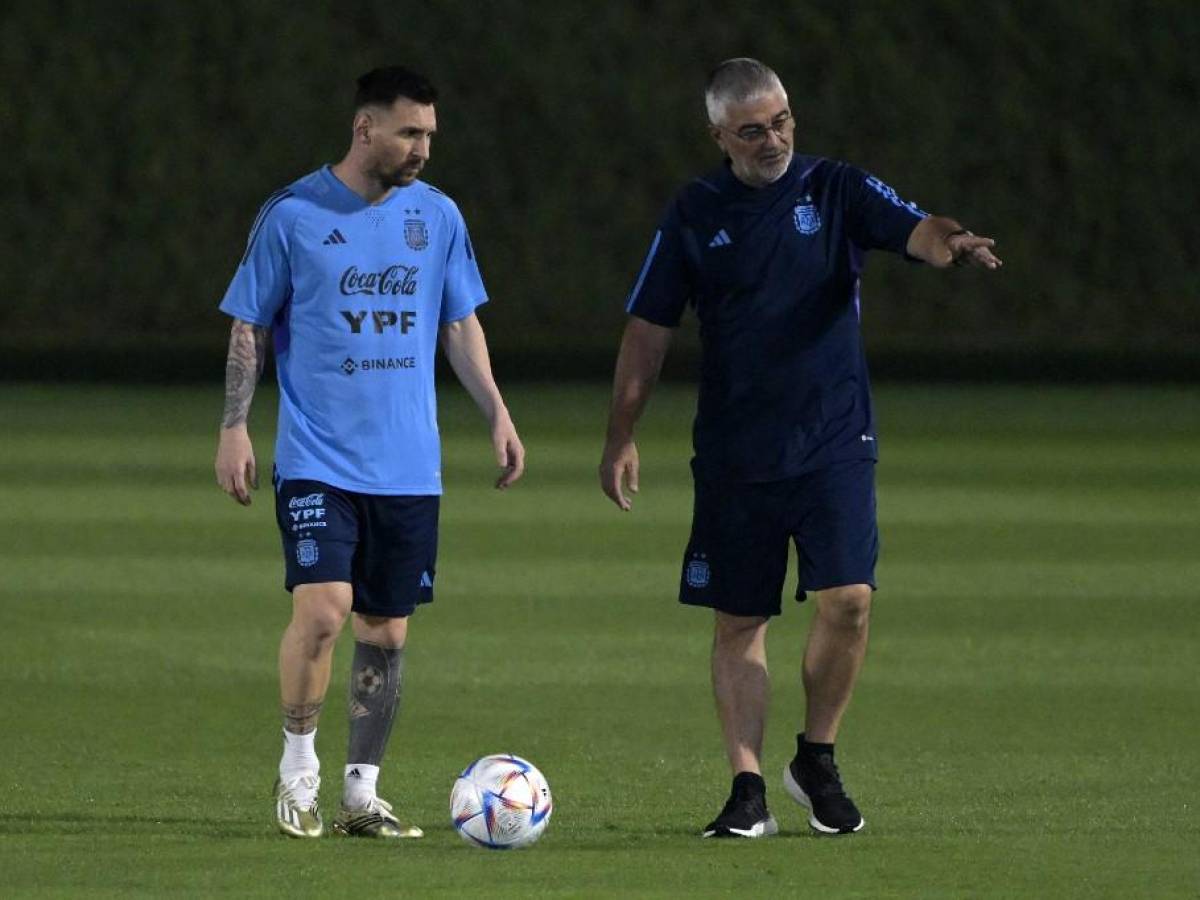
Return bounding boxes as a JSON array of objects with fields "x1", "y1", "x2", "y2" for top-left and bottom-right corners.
[
  {"x1": 221, "y1": 320, "x2": 268, "y2": 428},
  {"x1": 282, "y1": 701, "x2": 323, "y2": 735}
]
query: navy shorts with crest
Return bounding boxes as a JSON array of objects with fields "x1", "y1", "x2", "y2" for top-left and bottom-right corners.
[
  {"x1": 273, "y1": 473, "x2": 438, "y2": 618},
  {"x1": 678, "y1": 459, "x2": 878, "y2": 618}
]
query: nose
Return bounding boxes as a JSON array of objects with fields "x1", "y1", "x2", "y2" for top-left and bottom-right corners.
[{"x1": 763, "y1": 127, "x2": 786, "y2": 149}]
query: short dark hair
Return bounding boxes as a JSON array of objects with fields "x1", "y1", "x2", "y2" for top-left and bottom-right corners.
[{"x1": 355, "y1": 66, "x2": 438, "y2": 110}]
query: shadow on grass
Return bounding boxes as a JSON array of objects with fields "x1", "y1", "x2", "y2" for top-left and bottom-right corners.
[
  {"x1": 0, "y1": 811, "x2": 263, "y2": 838},
  {"x1": 593, "y1": 821, "x2": 817, "y2": 841},
  {"x1": 0, "y1": 813, "x2": 826, "y2": 845}
]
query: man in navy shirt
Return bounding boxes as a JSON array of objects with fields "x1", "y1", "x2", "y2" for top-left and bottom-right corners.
[
  {"x1": 215, "y1": 66, "x2": 525, "y2": 840},
  {"x1": 600, "y1": 58, "x2": 1000, "y2": 839}
]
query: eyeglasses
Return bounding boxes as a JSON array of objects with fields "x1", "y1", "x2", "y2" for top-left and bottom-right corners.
[{"x1": 713, "y1": 112, "x2": 794, "y2": 144}]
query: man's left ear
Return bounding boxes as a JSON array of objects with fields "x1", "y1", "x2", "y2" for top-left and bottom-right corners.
[{"x1": 355, "y1": 113, "x2": 373, "y2": 144}]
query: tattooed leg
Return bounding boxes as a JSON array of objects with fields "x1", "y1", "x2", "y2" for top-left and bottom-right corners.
[
  {"x1": 347, "y1": 642, "x2": 405, "y2": 765},
  {"x1": 279, "y1": 583, "x2": 351, "y2": 725},
  {"x1": 277, "y1": 584, "x2": 352, "y2": 780},
  {"x1": 343, "y1": 642, "x2": 405, "y2": 807},
  {"x1": 283, "y1": 701, "x2": 324, "y2": 735}
]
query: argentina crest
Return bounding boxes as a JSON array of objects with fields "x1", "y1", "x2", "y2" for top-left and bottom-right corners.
[
  {"x1": 404, "y1": 218, "x2": 429, "y2": 251},
  {"x1": 296, "y1": 537, "x2": 319, "y2": 568},
  {"x1": 793, "y1": 196, "x2": 821, "y2": 235}
]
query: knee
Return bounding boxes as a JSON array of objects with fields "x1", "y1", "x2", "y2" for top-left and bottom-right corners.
[
  {"x1": 302, "y1": 613, "x2": 346, "y2": 650},
  {"x1": 713, "y1": 611, "x2": 769, "y2": 648},
  {"x1": 817, "y1": 584, "x2": 872, "y2": 631},
  {"x1": 355, "y1": 614, "x2": 409, "y2": 649},
  {"x1": 290, "y1": 590, "x2": 351, "y2": 652}
]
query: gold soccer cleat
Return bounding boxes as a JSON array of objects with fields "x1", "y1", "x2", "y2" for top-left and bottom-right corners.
[
  {"x1": 274, "y1": 774, "x2": 324, "y2": 838},
  {"x1": 332, "y1": 796, "x2": 423, "y2": 839}
]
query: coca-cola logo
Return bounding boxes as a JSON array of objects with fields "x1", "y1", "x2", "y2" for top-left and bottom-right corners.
[
  {"x1": 339, "y1": 264, "x2": 419, "y2": 296},
  {"x1": 288, "y1": 492, "x2": 325, "y2": 509}
]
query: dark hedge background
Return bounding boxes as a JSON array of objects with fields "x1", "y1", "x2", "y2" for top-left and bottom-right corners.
[{"x1": 3, "y1": 0, "x2": 1196, "y2": 380}]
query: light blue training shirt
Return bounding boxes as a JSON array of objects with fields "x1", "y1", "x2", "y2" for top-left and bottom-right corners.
[{"x1": 219, "y1": 165, "x2": 486, "y2": 494}]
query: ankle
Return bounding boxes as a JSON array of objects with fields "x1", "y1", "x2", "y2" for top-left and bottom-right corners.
[
  {"x1": 798, "y1": 732, "x2": 835, "y2": 756},
  {"x1": 343, "y1": 763, "x2": 380, "y2": 808},
  {"x1": 279, "y1": 728, "x2": 320, "y2": 781},
  {"x1": 732, "y1": 771, "x2": 766, "y2": 797}
]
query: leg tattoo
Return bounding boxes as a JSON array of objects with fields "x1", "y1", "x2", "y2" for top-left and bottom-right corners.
[
  {"x1": 283, "y1": 701, "x2": 323, "y2": 735},
  {"x1": 347, "y1": 641, "x2": 405, "y2": 766}
]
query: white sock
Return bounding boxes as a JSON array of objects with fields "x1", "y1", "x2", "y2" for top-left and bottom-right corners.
[
  {"x1": 279, "y1": 728, "x2": 320, "y2": 782},
  {"x1": 343, "y1": 763, "x2": 380, "y2": 808}
]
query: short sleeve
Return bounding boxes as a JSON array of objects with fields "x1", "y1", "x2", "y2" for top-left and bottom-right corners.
[
  {"x1": 845, "y1": 168, "x2": 927, "y2": 256},
  {"x1": 440, "y1": 205, "x2": 487, "y2": 324},
  {"x1": 219, "y1": 193, "x2": 293, "y2": 326},
  {"x1": 624, "y1": 200, "x2": 692, "y2": 327}
]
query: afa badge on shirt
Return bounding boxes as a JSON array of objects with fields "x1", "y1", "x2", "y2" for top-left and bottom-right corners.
[
  {"x1": 404, "y1": 219, "x2": 429, "y2": 251},
  {"x1": 793, "y1": 196, "x2": 821, "y2": 235}
]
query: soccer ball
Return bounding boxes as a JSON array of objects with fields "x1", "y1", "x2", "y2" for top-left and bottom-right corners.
[{"x1": 450, "y1": 754, "x2": 552, "y2": 849}]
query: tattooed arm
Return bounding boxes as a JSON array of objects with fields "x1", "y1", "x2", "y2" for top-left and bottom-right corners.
[{"x1": 215, "y1": 318, "x2": 269, "y2": 505}]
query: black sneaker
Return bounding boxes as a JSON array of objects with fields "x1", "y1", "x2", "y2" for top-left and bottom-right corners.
[
  {"x1": 702, "y1": 772, "x2": 779, "y2": 839},
  {"x1": 782, "y1": 736, "x2": 865, "y2": 834}
]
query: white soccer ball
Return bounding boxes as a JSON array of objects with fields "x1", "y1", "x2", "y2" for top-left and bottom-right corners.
[{"x1": 450, "y1": 754, "x2": 553, "y2": 849}]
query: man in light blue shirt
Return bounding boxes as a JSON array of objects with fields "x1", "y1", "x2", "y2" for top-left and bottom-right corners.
[{"x1": 215, "y1": 66, "x2": 525, "y2": 840}]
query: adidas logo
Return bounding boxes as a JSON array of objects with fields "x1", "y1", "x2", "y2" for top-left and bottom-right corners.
[
  {"x1": 708, "y1": 229, "x2": 732, "y2": 248},
  {"x1": 322, "y1": 228, "x2": 348, "y2": 245},
  {"x1": 419, "y1": 571, "x2": 433, "y2": 588}
]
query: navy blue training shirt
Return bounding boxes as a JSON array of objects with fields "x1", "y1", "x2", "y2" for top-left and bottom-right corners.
[{"x1": 625, "y1": 154, "x2": 926, "y2": 483}]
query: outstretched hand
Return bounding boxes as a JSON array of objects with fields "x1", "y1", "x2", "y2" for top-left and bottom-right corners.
[{"x1": 947, "y1": 231, "x2": 1003, "y2": 270}]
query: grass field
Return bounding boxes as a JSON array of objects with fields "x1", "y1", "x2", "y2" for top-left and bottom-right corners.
[{"x1": 2, "y1": 382, "x2": 1198, "y2": 898}]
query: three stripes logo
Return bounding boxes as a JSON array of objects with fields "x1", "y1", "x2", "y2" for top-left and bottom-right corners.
[
  {"x1": 708, "y1": 228, "x2": 732, "y2": 248},
  {"x1": 322, "y1": 228, "x2": 348, "y2": 246},
  {"x1": 278, "y1": 798, "x2": 301, "y2": 830}
]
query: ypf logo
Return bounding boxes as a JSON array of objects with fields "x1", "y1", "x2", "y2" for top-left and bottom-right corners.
[
  {"x1": 288, "y1": 494, "x2": 327, "y2": 529},
  {"x1": 340, "y1": 309, "x2": 417, "y2": 334}
]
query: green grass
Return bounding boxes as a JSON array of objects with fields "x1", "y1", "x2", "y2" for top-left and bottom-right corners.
[{"x1": 1, "y1": 382, "x2": 1198, "y2": 897}]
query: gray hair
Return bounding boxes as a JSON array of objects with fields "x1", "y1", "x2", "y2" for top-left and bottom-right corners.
[{"x1": 704, "y1": 58, "x2": 786, "y2": 125}]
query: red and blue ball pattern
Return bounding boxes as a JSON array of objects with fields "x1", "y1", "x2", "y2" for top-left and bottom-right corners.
[{"x1": 451, "y1": 754, "x2": 553, "y2": 849}]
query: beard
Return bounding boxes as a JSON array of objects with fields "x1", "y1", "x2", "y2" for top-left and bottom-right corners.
[
  {"x1": 756, "y1": 148, "x2": 792, "y2": 183},
  {"x1": 732, "y1": 148, "x2": 793, "y2": 188},
  {"x1": 380, "y1": 159, "x2": 424, "y2": 188}
]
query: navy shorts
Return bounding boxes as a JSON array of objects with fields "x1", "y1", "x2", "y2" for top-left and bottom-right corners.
[
  {"x1": 679, "y1": 459, "x2": 878, "y2": 618},
  {"x1": 274, "y1": 474, "x2": 439, "y2": 618}
]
